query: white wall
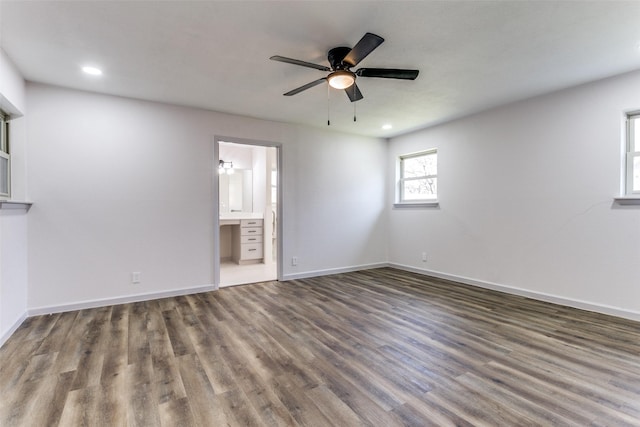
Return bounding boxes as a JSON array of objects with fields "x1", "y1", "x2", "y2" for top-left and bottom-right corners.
[
  {"x1": 4, "y1": 60, "x2": 640, "y2": 344},
  {"x1": 388, "y1": 70, "x2": 640, "y2": 320},
  {"x1": 0, "y1": 48, "x2": 27, "y2": 200},
  {"x1": 0, "y1": 49, "x2": 25, "y2": 115},
  {"x1": 283, "y1": 127, "x2": 388, "y2": 277},
  {"x1": 0, "y1": 208, "x2": 28, "y2": 341},
  {"x1": 0, "y1": 49, "x2": 28, "y2": 345},
  {"x1": 26, "y1": 83, "x2": 388, "y2": 312}
]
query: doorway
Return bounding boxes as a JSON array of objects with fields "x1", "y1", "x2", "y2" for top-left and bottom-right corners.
[{"x1": 215, "y1": 138, "x2": 280, "y2": 287}]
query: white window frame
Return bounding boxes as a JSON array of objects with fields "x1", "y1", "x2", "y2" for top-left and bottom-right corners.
[
  {"x1": 626, "y1": 113, "x2": 640, "y2": 196},
  {"x1": 0, "y1": 113, "x2": 9, "y2": 199},
  {"x1": 395, "y1": 149, "x2": 438, "y2": 208}
]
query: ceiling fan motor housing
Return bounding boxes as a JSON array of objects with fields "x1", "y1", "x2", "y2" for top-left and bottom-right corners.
[{"x1": 328, "y1": 47, "x2": 352, "y2": 70}]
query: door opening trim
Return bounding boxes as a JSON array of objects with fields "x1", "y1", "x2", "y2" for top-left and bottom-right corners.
[{"x1": 213, "y1": 135, "x2": 283, "y2": 289}]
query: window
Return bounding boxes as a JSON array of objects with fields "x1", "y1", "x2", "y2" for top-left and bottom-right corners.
[
  {"x1": 0, "y1": 112, "x2": 9, "y2": 199},
  {"x1": 398, "y1": 149, "x2": 437, "y2": 204},
  {"x1": 626, "y1": 113, "x2": 640, "y2": 195}
]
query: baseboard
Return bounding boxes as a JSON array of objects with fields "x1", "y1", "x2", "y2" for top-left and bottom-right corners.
[
  {"x1": 0, "y1": 311, "x2": 28, "y2": 348},
  {"x1": 281, "y1": 262, "x2": 389, "y2": 281},
  {"x1": 27, "y1": 284, "x2": 216, "y2": 317},
  {"x1": 17, "y1": 263, "x2": 640, "y2": 330},
  {"x1": 390, "y1": 263, "x2": 640, "y2": 322}
]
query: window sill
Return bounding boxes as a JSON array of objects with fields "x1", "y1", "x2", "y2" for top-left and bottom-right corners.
[
  {"x1": 613, "y1": 196, "x2": 640, "y2": 205},
  {"x1": 394, "y1": 201, "x2": 439, "y2": 209},
  {"x1": 0, "y1": 200, "x2": 33, "y2": 211}
]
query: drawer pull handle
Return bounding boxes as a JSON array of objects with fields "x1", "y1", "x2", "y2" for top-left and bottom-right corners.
[
  {"x1": 248, "y1": 238, "x2": 256, "y2": 241},
  {"x1": 248, "y1": 249, "x2": 256, "y2": 252}
]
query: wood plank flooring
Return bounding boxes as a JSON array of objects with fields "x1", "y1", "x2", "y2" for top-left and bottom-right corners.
[{"x1": 1, "y1": 267, "x2": 639, "y2": 426}]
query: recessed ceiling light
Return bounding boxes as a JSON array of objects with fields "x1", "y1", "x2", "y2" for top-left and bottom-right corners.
[
  {"x1": 82, "y1": 66, "x2": 103, "y2": 76},
  {"x1": 382, "y1": 124, "x2": 392, "y2": 130}
]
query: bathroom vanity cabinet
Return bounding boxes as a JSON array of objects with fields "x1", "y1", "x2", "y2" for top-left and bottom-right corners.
[
  {"x1": 232, "y1": 219, "x2": 263, "y2": 264},
  {"x1": 220, "y1": 215, "x2": 264, "y2": 264}
]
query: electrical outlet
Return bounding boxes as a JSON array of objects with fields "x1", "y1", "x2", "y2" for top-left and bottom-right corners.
[
  {"x1": 131, "y1": 272, "x2": 141, "y2": 284},
  {"x1": 291, "y1": 256, "x2": 298, "y2": 266},
  {"x1": 422, "y1": 252, "x2": 427, "y2": 262}
]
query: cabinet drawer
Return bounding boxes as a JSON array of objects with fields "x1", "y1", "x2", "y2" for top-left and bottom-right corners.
[
  {"x1": 241, "y1": 243, "x2": 263, "y2": 260},
  {"x1": 241, "y1": 227, "x2": 263, "y2": 236},
  {"x1": 241, "y1": 235, "x2": 262, "y2": 244},
  {"x1": 241, "y1": 219, "x2": 262, "y2": 227}
]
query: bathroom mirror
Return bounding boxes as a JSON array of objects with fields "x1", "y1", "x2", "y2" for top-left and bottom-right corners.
[{"x1": 219, "y1": 169, "x2": 253, "y2": 213}]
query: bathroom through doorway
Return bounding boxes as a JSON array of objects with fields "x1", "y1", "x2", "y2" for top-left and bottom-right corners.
[{"x1": 216, "y1": 138, "x2": 280, "y2": 287}]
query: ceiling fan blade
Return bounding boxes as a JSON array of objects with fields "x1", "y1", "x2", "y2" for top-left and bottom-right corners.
[
  {"x1": 283, "y1": 78, "x2": 327, "y2": 96},
  {"x1": 342, "y1": 33, "x2": 384, "y2": 67},
  {"x1": 344, "y1": 83, "x2": 363, "y2": 102},
  {"x1": 356, "y1": 68, "x2": 419, "y2": 80},
  {"x1": 270, "y1": 55, "x2": 330, "y2": 71}
]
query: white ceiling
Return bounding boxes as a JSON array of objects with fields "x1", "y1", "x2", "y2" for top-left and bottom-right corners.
[{"x1": 2, "y1": 1, "x2": 640, "y2": 138}]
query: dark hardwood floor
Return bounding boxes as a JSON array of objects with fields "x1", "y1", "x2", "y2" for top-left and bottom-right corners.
[{"x1": 1, "y1": 268, "x2": 639, "y2": 426}]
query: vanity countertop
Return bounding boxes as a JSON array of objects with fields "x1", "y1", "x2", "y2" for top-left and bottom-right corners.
[
  {"x1": 220, "y1": 212, "x2": 264, "y2": 225},
  {"x1": 220, "y1": 212, "x2": 263, "y2": 220}
]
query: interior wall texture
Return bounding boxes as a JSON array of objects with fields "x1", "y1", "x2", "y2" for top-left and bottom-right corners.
[
  {"x1": 25, "y1": 83, "x2": 388, "y2": 311},
  {"x1": 13, "y1": 67, "x2": 640, "y2": 324},
  {"x1": 0, "y1": 49, "x2": 28, "y2": 343},
  {"x1": 387, "y1": 70, "x2": 640, "y2": 319},
  {"x1": 0, "y1": 49, "x2": 25, "y2": 114}
]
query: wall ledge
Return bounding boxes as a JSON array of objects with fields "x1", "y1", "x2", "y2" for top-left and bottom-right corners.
[
  {"x1": 0, "y1": 200, "x2": 32, "y2": 211},
  {"x1": 393, "y1": 201, "x2": 439, "y2": 209},
  {"x1": 613, "y1": 196, "x2": 640, "y2": 205}
]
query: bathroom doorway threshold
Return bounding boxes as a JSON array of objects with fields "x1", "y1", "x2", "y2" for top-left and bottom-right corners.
[{"x1": 219, "y1": 261, "x2": 277, "y2": 287}]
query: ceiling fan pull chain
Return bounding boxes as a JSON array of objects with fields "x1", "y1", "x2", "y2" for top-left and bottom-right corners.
[
  {"x1": 327, "y1": 83, "x2": 331, "y2": 126},
  {"x1": 353, "y1": 91, "x2": 357, "y2": 122}
]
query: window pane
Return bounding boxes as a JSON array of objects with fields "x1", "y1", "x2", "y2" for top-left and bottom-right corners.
[
  {"x1": 0, "y1": 156, "x2": 8, "y2": 195},
  {"x1": 634, "y1": 117, "x2": 640, "y2": 153},
  {"x1": 634, "y1": 156, "x2": 640, "y2": 192},
  {"x1": 403, "y1": 153, "x2": 437, "y2": 178},
  {"x1": 0, "y1": 118, "x2": 6, "y2": 153},
  {"x1": 403, "y1": 178, "x2": 437, "y2": 200}
]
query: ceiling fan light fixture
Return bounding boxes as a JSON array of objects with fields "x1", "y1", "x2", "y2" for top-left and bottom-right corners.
[{"x1": 328, "y1": 70, "x2": 355, "y2": 89}]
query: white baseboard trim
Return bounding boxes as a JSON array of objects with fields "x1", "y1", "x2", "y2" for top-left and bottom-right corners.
[
  {"x1": 390, "y1": 263, "x2": 640, "y2": 322},
  {"x1": 281, "y1": 262, "x2": 388, "y2": 282},
  {"x1": 12, "y1": 262, "x2": 638, "y2": 344},
  {"x1": 0, "y1": 311, "x2": 28, "y2": 348},
  {"x1": 27, "y1": 284, "x2": 216, "y2": 317}
]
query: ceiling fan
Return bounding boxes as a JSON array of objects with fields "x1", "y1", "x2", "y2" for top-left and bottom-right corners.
[{"x1": 270, "y1": 32, "x2": 419, "y2": 102}]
